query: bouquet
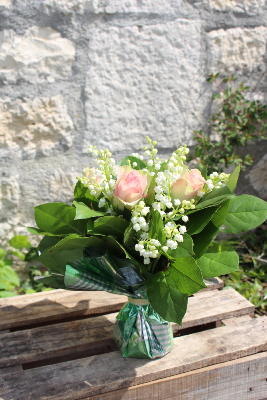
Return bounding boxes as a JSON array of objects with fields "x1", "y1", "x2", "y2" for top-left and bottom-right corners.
[{"x1": 29, "y1": 137, "x2": 267, "y2": 359}]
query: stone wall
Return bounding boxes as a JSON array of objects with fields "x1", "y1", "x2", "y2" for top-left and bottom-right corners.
[{"x1": 1, "y1": 0, "x2": 267, "y2": 239}]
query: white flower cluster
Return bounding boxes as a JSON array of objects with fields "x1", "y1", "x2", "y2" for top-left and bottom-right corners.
[
  {"x1": 161, "y1": 221, "x2": 187, "y2": 252},
  {"x1": 205, "y1": 172, "x2": 230, "y2": 192},
  {"x1": 131, "y1": 201, "x2": 150, "y2": 238},
  {"x1": 135, "y1": 239, "x2": 160, "y2": 264}
]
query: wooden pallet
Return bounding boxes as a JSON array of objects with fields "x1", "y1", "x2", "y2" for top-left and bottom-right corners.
[{"x1": 1, "y1": 279, "x2": 267, "y2": 400}]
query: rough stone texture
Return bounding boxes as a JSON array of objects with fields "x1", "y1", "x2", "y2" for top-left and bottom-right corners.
[
  {"x1": 207, "y1": 27, "x2": 267, "y2": 74},
  {"x1": 246, "y1": 154, "x2": 267, "y2": 199},
  {"x1": 0, "y1": 26, "x2": 75, "y2": 84},
  {"x1": 84, "y1": 20, "x2": 206, "y2": 152},
  {"x1": 0, "y1": 0, "x2": 267, "y2": 237},
  {"x1": 204, "y1": 0, "x2": 265, "y2": 13},
  {"x1": 0, "y1": 96, "x2": 73, "y2": 159}
]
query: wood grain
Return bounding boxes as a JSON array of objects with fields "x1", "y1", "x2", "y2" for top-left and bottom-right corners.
[
  {"x1": 0, "y1": 279, "x2": 223, "y2": 330},
  {"x1": 88, "y1": 352, "x2": 267, "y2": 400},
  {"x1": 1, "y1": 316, "x2": 266, "y2": 400},
  {"x1": 0, "y1": 289, "x2": 254, "y2": 368}
]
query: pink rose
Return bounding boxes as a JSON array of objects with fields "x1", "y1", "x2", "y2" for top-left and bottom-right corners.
[
  {"x1": 171, "y1": 168, "x2": 205, "y2": 201},
  {"x1": 113, "y1": 166, "x2": 150, "y2": 210},
  {"x1": 84, "y1": 167, "x2": 103, "y2": 198}
]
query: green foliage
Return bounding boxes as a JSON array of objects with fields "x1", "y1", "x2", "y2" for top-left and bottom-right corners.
[
  {"x1": 194, "y1": 73, "x2": 267, "y2": 174},
  {"x1": 220, "y1": 221, "x2": 267, "y2": 314}
]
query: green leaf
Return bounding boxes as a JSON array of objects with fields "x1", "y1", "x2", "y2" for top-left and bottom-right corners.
[
  {"x1": 73, "y1": 180, "x2": 99, "y2": 209},
  {"x1": 178, "y1": 234, "x2": 194, "y2": 254},
  {"x1": 34, "y1": 202, "x2": 87, "y2": 236},
  {"x1": 147, "y1": 271, "x2": 188, "y2": 325},
  {"x1": 211, "y1": 199, "x2": 231, "y2": 228},
  {"x1": 224, "y1": 195, "x2": 267, "y2": 233},
  {"x1": 197, "y1": 164, "x2": 207, "y2": 180},
  {"x1": 124, "y1": 224, "x2": 136, "y2": 248},
  {"x1": 73, "y1": 201, "x2": 105, "y2": 220},
  {"x1": 38, "y1": 236, "x2": 64, "y2": 254},
  {"x1": 0, "y1": 291, "x2": 18, "y2": 298},
  {"x1": 193, "y1": 221, "x2": 219, "y2": 258},
  {"x1": 24, "y1": 248, "x2": 39, "y2": 262},
  {"x1": 10, "y1": 250, "x2": 25, "y2": 261},
  {"x1": 27, "y1": 227, "x2": 68, "y2": 237},
  {"x1": 0, "y1": 248, "x2": 6, "y2": 260},
  {"x1": 9, "y1": 235, "x2": 31, "y2": 249},
  {"x1": 186, "y1": 206, "x2": 219, "y2": 235},
  {"x1": 196, "y1": 186, "x2": 233, "y2": 210},
  {"x1": 197, "y1": 243, "x2": 239, "y2": 279},
  {"x1": 38, "y1": 235, "x2": 104, "y2": 274},
  {"x1": 226, "y1": 165, "x2": 240, "y2": 192},
  {"x1": 149, "y1": 210, "x2": 167, "y2": 246},
  {"x1": 104, "y1": 236, "x2": 147, "y2": 274},
  {"x1": 2, "y1": 265, "x2": 20, "y2": 287},
  {"x1": 146, "y1": 175, "x2": 156, "y2": 205},
  {"x1": 119, "y1": 156, "x2": 146, "y2": 170},
  {"x1": 94, "y1": 217, "x2": 129, "y2": 239}
]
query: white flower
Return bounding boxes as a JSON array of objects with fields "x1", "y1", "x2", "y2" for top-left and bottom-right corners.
[
  {"x1": 166, "y1": 202, "x2": 172, "y2": 208},
  {"x1": 152, "y1": 202, "x2": 160, "y2": 211},
  {"x1": 167, "y1": 240, "x2": 177, "y2": 250},
  {"x1": 207, "y1": 183, "x2": 214, "y2": 190},
  {"x1": 91, "y1": 190, "x2": 96, "y2": 196},
  {"x1": 98, "y1": 198, "x2": 106, "y2": 208},
  {"x1": 150, "y1": 172, "x2": 155, "y2": 176},
  {"x1": 133, "y1": 162, "x2": 137, "y2": 167},
  {"x1": 182, "y1": 216, "x2": 189, "y2": 222},
  {"x1": 144, "y1": 150, "x2": 150, "y2": 156},
  {"x1": 141, "y1": 207, "x2": 150, "y2": 216},
  {"x1": 197, "y1": 191, "x2": 204, "y2": 197},
  {"x1": 133, "y1": 224, "x2": 141, "y2": 231},
  {"x1": 175, "y1": 234, "x2": 184, "y2": 242},
  {"x1": 92, "y1": 150, "x2": 98, "y2": 157},
  {"x1": 155, "y1": 163, "x2": 161, "y2": 170},
  {"x1": 179, "y1": 226, "x2": 187, "y2": 234},
  {"x1": 162, "y1": 246, "x2": 168, "y2": 253},
  {"x1": 147, "y1": 160, "x2": 153, "y2": 166},
  {"x1": 142, "y1": 168, "x2": 148, "y2": 172},
  {"x1": 179, "y1": 208, "x2": 185, "y2": 214},
  {"x1": 144, "y1": 258, "x2": 150, "y2": 264},
  {"x1": 140, "y1": 232, "x2": 149, "y2": 240},
  {"x1": 174, "y1": 199, "x2": 181, "y2": 206},
  {"x1": 135, "y1": 244, "x2": 144, "y2": 251},
  {"x1": 131, "y1": 217, "x2": 138, "y2": 224}
]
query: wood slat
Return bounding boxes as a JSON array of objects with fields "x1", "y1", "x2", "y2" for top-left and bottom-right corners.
[
  {"x1": 0, "y1": 278, "x2": 223, "y2": 331},
  {"x1": 87, "y1": 352, "x2": 267, "y2": 400},
  {"x1": 222, "y1": 314, "x2": 254, "y2": 326},
  {"x1": 0, "y1": 289, "x2": 254, "y2": 368},
  {"x1": 1, "y1": 316, "x2": 266, "y2": 400}
]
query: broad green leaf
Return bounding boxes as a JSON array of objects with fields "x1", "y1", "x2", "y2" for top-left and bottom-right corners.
[
  {"x1": 0, "y1": 282, "x2": 6, "y2": 290},
  {"x1": 197, "y1": 243, "x2": 239, "y2": 279},
  {"x1": 149, "y1": 210, "x2": 167, "y2": 246},
  {"x1": 169, "y1": 258, "x2": 206, "y2": 295},
  {"x1": 193, "y1": 221, "x2": 219, "y2": 258},
  {"x1": 34, "y1": 202, "x2": 87, "y2": 236},
  {"x1": 226, "y1": 165, "x2": 240, "y2": 192},
  {"x1": 146, "y1": 176, "x2": 156, "y2": 205},
  {"x1": 2, "y1": 265, "x2": 20, "y2": 287},
  {"x1": 27, "y1": 227, "x2": 68, "y2": 237},
  {"x1": 211, "y1": 199, "x2": 231, "y2": 228},
  {"x1": 10, "y1": 250, "x2": 25, "y2": 261},
  {"x1": 178, "y1": 234, "x2": 194, "y2": 254},
  {"x1": 9, "y1": 235, "x2": 31, "y2": 249},
  {"x1": 104, "y1": 236, "x2": 147, "y2": 274},
  {"x1": 196, "y1": 186, "x2": 233, "y2": 210},
  {"x1": 73, "y1": 201, "x2": 105, "y2": 220},
  {"x1": 0, "y1": 291, "x2": 18, "y2": 298},
  {"x1": 37, "y1": 275, "x2": 66, "y2": 289},
  {"x1": 94, "y1": 217, "x2": 129, "y2": 239},
  {"x1": 0, "y1": 248, "x2": 6, "y2": 260},
  {"x1": 38, "y1": 236, "x2": 104, "y2": 274},
  {"x1": 186, "y1": 206, "x2": 219, "y2": 235},
  {"x1": 73, "y1": 180, "x2": 99, "y2": 209},
  {"x1": 24, "y1": 248, "x2": 39, "y2": 262},
  {"x1": 38, "y1": 236, "x2": 64, "y2": 254},
  {"x1": 119, "y1": 156, "x2": 146, "y2": 170},
  {"x1": 224, "y1": 195, "x2": 267, "y2": 233},
  {"x1": 147, "y1": 271, "x2": 188, "y2": 325},
  {"x1": 197, "y1": 164, "x2": 207, "y2": 180},
  {"x1": 124, "y1": 224, "x2": 136, "y2": 248}
]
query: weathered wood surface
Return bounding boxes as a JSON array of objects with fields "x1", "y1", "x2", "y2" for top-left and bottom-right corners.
[
  {"x1": 0, "y1": 279, "x2": 223, "y2": 331},
  {"x1": 88, "y1": 352, "x2": 267, "y2": 400},
  {"x1": 0, "y1": 288, "x2": 254, "y2": 368},
  {"x1": 222, "y1": 314, "x2": 254, "y2": 326},
  {"x1": 1, "y1": 317, "x2": 266, "y2": 400}
]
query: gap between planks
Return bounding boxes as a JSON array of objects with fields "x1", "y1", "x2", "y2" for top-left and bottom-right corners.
[
  {"x1": 0, "y1": 316, "x2": 266, "y2": 400},
  {"x1": 0, "y1": 288, "x2": 254, "y2": 368}
]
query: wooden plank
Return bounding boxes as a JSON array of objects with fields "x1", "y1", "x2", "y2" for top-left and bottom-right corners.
[
  {"x1": 222, "y1": 314, "x2": 254, "y2": 326},
  {"x1": 0, "y1": 329, "x2": 10, "y2": 334},
  {"x1": 1, "y1": 316, "x2": 266, "y2": 399},
  {"x1": 0, "y1": 365, "x2": 23, "y2": 376},
  {"x1": 0, "y1": 290, "x2": 127, "y2": 330},
  {"x1": 203, "y1": 277, "x2": 224, "y2": 291},
  {"x1": 87, "y1": 352, "x2": 267, "y2": 400},
  {"x1": 0, "y1": 279, "x2": 223, "y2": 330},
  {"x1": 0, "y1": 289, "x2": 254, "y2": 368}
]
